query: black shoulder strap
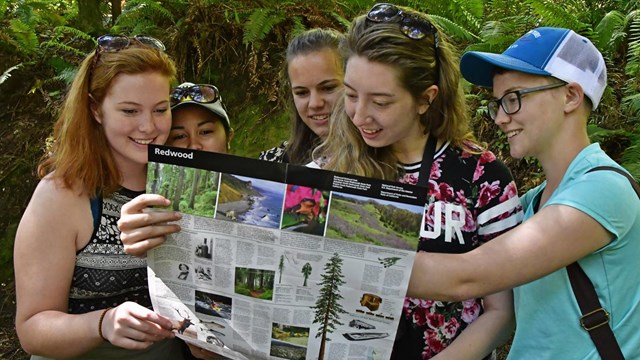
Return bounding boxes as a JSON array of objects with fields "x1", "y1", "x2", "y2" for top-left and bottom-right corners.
[
  {"x1": 565, "y1": 165, "x2": 636, "y2": 360},
  {"x1": 587, "y1": 165, "x2": 640, "y2": 197},
  {"x1": 417, "y1": 135, "x2": 437, "y2": 188},
  {"x1": 567, "y1": 262, "x2": 625, "y2": 359}
]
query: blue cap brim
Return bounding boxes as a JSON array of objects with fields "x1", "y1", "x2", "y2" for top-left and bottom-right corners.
[{"x1": 460, "y1": 51, "x2": 552, "y2": 88}]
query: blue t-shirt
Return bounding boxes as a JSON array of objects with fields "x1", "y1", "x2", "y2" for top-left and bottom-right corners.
[{"x1": 508, "y1": 143, "x2": 640, "y2": 359}]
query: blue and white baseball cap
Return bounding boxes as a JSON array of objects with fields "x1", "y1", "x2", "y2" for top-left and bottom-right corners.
[{"x1": 460, "y1": 27, "x2": 607, "y2": 109}]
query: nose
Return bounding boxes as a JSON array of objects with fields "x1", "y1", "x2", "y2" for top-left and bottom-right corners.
[
  {"x1": 138, "y1": 112, "x2": 157, "y2": 133},
  {"x1": 349, "y1": 99, "x2": 370, "y2": 126},
  {"x1": 189, "y1": 138, "x2": 203, "y2": 151},
  {"x1": 493, "y1": 105, "x2": 511, "y2": 126},
  {"x1": 309, "y1": 90, "x2": 324, "y2": 109}
]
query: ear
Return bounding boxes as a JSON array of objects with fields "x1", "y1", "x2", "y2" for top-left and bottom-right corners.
[
  {"x1": 418, "y1": 85, "x2": 439, "y2": 115},
  {"x1": 89, "y1": 95, "x2": 102, "y2": 124},
  {"x1": 564, "y1": 82, "x2": 584, "y2": 113}
]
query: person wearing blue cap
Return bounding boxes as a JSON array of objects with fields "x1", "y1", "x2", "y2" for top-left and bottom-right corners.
[{"x1": 408, "y1": 27, "x2": 640, "y2": 359}]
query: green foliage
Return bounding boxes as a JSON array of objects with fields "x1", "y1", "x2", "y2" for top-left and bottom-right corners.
[{"x1": 242, "y1": 8, "x2": 287, "y2": 48}]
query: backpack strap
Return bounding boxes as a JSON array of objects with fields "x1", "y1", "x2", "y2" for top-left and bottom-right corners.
[
  {"x1": 90, "y1": 195, "x2": 101, "y2": 230},
  {"x1": 587, "y1": 166, "x2": 640, "y2": 197}
]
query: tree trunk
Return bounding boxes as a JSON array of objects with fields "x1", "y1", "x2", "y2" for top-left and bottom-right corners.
[
  {"x1": 111, "y1": 0, "x2": 122, "y2": 25},
  {"x1": 76, "y1": 0, "x2": 104, "y2": 34}
]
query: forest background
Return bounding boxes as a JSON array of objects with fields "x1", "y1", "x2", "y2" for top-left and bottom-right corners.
[{"x1": 1, "y1": 0, "x2": 639, "y2": 358}]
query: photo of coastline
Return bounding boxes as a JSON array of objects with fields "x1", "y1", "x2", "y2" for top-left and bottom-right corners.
[
  {"x1": 216, "y1": 174, "x2": 285, "y2": 229},
  {"x1": 325, "y1": 192, "x2": 423, "y2": 250},
  {"x1": 281, "y1": 185, "x2": 329, "y2": 236}
]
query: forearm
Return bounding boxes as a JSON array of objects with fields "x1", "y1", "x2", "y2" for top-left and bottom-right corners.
[
  {"x1": 407, "y1": 251, "x2": 482, "y2": 301},
  {"x1": 432, "y1": 292, "x2": 515, "y2": 360},
  {"x1": 18, "y1": 310, "x2": 105, "y2": 358}
]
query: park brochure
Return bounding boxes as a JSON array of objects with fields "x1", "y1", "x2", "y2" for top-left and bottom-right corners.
[{"x1": 145, "y1": 144, "x2": 428, "y2": 360}]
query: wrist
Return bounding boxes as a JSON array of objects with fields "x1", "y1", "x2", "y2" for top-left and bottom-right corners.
[{"x1": 98, "y1": 307, "x2": 113, "y2": 342}]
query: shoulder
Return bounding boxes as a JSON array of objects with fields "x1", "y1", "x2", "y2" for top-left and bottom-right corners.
[
  {"x1": 259, "y1": 141, "x2": 288, "y2": 162},
  {"x1": 16, "y1": 176, "x2": 91, "y2": 248}
]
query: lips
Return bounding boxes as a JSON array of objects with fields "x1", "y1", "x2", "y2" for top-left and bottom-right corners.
[
  {"x1": 131, "y1": 138, "x2": 154, "y2": 145},
  {"x1": 505, "y1": 129, "x2": 521, "y2": 139},
  {"x1": 309, "y1": 114, "x2": 330, "y2": 124}
]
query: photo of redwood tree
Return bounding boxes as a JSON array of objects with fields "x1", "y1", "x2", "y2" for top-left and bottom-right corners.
[
  {"x1": 234, "y1": 267, "x2": 275, "y2": 300},
  {"x1": 301, "y1": 262, "x2": 312, "y2": 287},
  {"x1": 147, "y1": 162, "x2": 219, "y2": 217},
  {"x1": 312, "y1": 253, "x2": 347, "y2": 360},
  {"x1": 278, "y1": 255, "x2": 285, "y2": 284}
]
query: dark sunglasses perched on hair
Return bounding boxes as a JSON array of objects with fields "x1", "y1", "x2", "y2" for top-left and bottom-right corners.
[
  {"x1": 170, "y1": 84, "x2": 221, "y2": 106},
  {"x1": 96, "y1": 35, "x2": 165, "y2": 52},
  {"x1": 366, "y1": 3, "x2": 439, "y2": 43},
  {"x1": 487, "y1": 82, "x2": 567, "y2": 120}
]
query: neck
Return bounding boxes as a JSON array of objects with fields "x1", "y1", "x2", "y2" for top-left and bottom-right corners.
[
  {"x1": 119, "y1": 164, "x2": 148, "y2": 192},
  {"x1": 392, "y1": 132, "x2": 428, "y2": 164}
]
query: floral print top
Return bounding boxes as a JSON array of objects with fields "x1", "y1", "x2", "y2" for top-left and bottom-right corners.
[{"x1": 391, "y1": 141, "x2": 523, "y2": 359}]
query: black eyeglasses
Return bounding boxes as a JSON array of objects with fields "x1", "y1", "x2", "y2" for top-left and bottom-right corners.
[
  {"x1": 488, "y1": 82, "x2": 567, "y2": 120},
  {"x1": 96, "y1": 35, "x2": 165, "y2": 52},
  {"x1": 170, "y1": 84, "x2": 221, "y2": 107}
]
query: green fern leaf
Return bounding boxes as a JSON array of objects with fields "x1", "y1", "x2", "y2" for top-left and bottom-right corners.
[
  {"x1": 428, "y1": 14, "x2": 481, "y2": 42},
  {"x1": 242, "y1": 9, "x2": 286, "y2": 48},
  {"x1": 9, "y1": 19, "x2": 39, "y2": 54}
]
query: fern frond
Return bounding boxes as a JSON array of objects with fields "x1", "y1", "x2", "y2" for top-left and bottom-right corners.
[
  {"x1": 40, "y1": 40, "x2": 87, "y2": 58},
  {"x1": 242, "y1": 9, "x2": 286, "y2": 48},
  {"x1": 428, "y1": 15, "x2": 481, "y2": 42},
  {"x1": 621, "y1": 93, "x2": 640, "y2": 118},
  {"x1": 0, "y1": 63, "x2": 23, "y2": 85},
  {"x1": 524, "y1": 0, "x2": 589, "y2": 31},
  {"x1": 594, "y1": 10, "x2": 625, "y2": 53},
  {"x1": 9, "y1": 19, "x2": 39, "y2": 54},
  {"x1": 288, "y1": 17, "x2": 307, "y2": 39},
  {"x1": 330, "y1": 12, "x2": 351, "y2": 31},
  {"x1": 449, "y1": 0, "x2": 484, "y2": 33},
  {"x1": 625, "y1": 11, "x2": 640, "y2": 77},
  {"x1": 53, "y1": 26, "x2": 94, "y2": 42}
]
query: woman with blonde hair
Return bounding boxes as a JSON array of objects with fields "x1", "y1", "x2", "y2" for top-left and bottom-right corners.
[
  {"x1": 315, "y1": 4, "x2": 523, "y2": 359},
  {"x1": 14, "y1": 35, "x2": 189, "y2": 359}
]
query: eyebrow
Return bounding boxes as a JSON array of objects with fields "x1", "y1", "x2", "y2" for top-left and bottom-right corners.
[
  {"x1": 343, "y1": 82, "x2": 394, "y2": 98},
  {"x1": 170, "y1": 120, "x2": 216, "y2": 130},
  {"x1": 292, "y1": 79, "x2": 340, "y2": 90},
  {"x1": 117, "y1": 100, "x2": 169, "y2": 106}
]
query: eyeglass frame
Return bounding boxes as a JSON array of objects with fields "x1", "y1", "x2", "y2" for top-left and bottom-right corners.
[
  {"x1": 365, "y1": 3, "x2": 440, "y2": 84},
  {"x1": 170, "y1": 84, "x2": 222, "y2": 107},
  {"x1": 487, "y1": 82, "x2": 567, "y2": 120}
]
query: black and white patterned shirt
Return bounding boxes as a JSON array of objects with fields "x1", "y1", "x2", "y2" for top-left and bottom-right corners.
[{"x1": 68, "y1": 188, "x2": 151, "y2": 314}]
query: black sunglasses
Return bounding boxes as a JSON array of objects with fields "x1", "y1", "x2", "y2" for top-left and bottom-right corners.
[
  {"x1": 170, "y1": 84, "x2": 221, "y2": 107},
  {"x1": 96, "y1": 35, "x2": 166, "y2": 52},
  {"x1": 366, "y1": 3, "x2": 439, "y2": 43},
  {"x1": 366, "y1": 3, "x2": 440, "y2": 84},
  {"x1": 488, "y1": 82, "x2": 567, "y2": 120},
  {"x1": 90, "y1": 35, "x2": 165, "y2": 81}
]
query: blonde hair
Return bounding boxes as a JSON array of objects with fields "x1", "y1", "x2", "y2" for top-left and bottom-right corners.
[
  {"x1": 315, "y1": 10, "x2": 481, "y2": 180},
  {"x1": 38, "y1": 44, "x2": 177, "y2": 196}
]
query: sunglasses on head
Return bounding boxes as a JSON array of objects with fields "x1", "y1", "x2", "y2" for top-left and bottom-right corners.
[
  {"x1": 96, "y1": 35, "x2": 166, "y2": 52},
  {"x1": 170, "y1": 84, "x2": 221, "y2": 107},
  {"x1": 366, "y1": 3, "x2": 439, "y2": 43}
]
